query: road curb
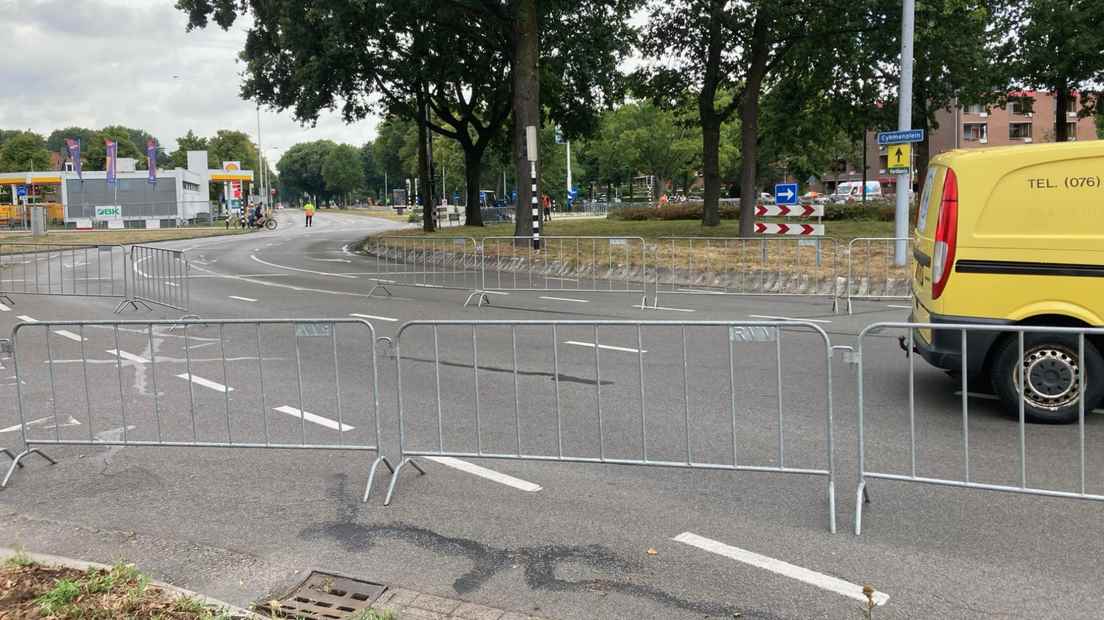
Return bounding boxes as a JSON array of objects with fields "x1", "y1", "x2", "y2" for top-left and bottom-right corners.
[{"x1": 0, "y1": 546, "x2": 261, "y2": 618}]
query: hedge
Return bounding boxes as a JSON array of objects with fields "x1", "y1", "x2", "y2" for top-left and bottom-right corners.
[{"x1": 610, "y1": 199, "x2": 907, "y2": 222}]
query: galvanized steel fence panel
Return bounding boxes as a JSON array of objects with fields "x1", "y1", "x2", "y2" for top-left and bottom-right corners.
[
  {"x1": 128, "y1": 245, "x2": 190, "y2": 312},
  {"x1": 480, "y1": 236, "x2": 648, "y2": 299},
  {"x1": 845, "y1": 237, "x2": 914, "y2": 313},
  {"x1": 0, "y1": 319, "x2": 390, "y2": 500},
  {"x1": 385, "y1": 319, "x2": 838, "y2": 532},
  {"x1": 854, "y1": 322, "x2": 1104, "y2": 535},
  {"x1": 651, "y1": 237, "x2": 840, "y2": 310},
  {"x1": 0, "y1": 243, "x2": 126, "y2": 300},
  {"x1": 359, "y1": 236, "x2": 484, "y2": 301}
]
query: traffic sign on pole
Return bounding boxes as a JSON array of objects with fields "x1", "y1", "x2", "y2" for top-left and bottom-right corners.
[
  {"x1": 15, "y1": 185, "x2": 27, "y2": 197},
  {"x1": 887, "y1": 143, "x2": 912, "y2": 174},
  {"x1": 755, "y1": 204, "x2": 823, "y2": 218},
  {"x1": 755, "y1": 222, "x2": 823, "y2": 236},
  {"x1": 774, "y1": 183, "x2": 799, "y2": 205},
  {"x1": 877, "y1": 129, "x2": 924, "y2": 145}
]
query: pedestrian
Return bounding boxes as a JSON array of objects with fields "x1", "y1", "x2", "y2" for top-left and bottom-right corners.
[
  {"x1": 304, "y1": 199, "x2": 316, "y2": 227},
  {"x1": 542, "y1": 194, "x2": 551, "y2": 222}
]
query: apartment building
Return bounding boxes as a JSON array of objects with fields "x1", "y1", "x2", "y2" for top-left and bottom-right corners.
[{"x1": 818, "y1": 91, "x2": 1098, "y2": 194}]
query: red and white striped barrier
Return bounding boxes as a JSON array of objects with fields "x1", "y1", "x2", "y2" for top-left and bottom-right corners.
[
  {"x1": 755, "y1": 204, "x2": 824, "y2": 217},
  {"x1": 754, "y1": 223, "x2": 824, "y2": 236}
]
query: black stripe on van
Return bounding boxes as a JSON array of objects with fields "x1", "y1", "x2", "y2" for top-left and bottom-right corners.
[{"x1": 956, "y1": 260, "x2": 1104, "y2": 277}]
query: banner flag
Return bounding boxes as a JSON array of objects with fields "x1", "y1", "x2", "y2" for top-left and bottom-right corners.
[
  {"x1": 146, "y1": 139, "x2": 157, "y2": 184},
  {"x1": 65, "y1": 138, "x2": 82, "y2": 179},
  {"x1": 105, "y1": 139, "x2": 118, "y2": 185}
]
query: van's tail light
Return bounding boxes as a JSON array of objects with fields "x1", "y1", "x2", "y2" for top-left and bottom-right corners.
[{"x1": 931, "y1": 168, "x2": 958, "y2": 299}]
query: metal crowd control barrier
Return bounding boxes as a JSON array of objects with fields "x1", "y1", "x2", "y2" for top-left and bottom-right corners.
[
  {"x1": 854, "y1": 322, "x2": 1104, "y2": 535},
  {"x1": 480, "y1": 236, "x2": 648, "y2": 306},
  {"x1": 0, "y1": 318, "x2": 390, "y2": 501},
  {"x1": 0, "y1": 243, "x2": 127, "y2": 305},
  {"x1": 124, "y1": 245, "x2": 191, "y2": 312},
  {"x1": 845, "y1": 237, "x2": 913, "y2": 314},
  {"x1": 385, "y1": 319, "x2": 839, "y2": 532},
  {"x1": 359, "y1": 236, "x2": 485, "y2": 305},
  {"x1": 651, "y1": 236, "x2": 840, "y2": 311}
]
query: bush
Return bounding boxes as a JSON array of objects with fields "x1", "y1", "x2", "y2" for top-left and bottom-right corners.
[{"x1": 610, "y1": 204, "x2": 740, "y2": 221}]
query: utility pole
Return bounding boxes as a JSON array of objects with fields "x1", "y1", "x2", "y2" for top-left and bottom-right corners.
[
  {"x1": 565, "y1": 140, "x2": 572, "y2": 209},
  {"x1": 894, "y1": 0, "x2": 915, "y2": 266},
  {"x1": 256, "y1": 104, "x2": 266, "y2": 208}
]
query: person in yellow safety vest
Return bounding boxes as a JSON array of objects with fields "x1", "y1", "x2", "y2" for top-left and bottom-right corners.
[{"x1": 304, "y1": 200, "x2": 316, "y2": 227}]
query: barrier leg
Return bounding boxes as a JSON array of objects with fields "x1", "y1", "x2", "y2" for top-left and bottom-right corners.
[
  {"x1": 362, "y1": 455, "x2": 395, "y2": 503},
  {"x1": 854, "y1": 479, "x2": 868, "y2": 535},
  {"x1": 383, "y1": 457, "x2": 426, "y2": 506},
  {"x1": 1, "y1": 448, "x2": 24, "y2": 468},
  {"x1": 464, "y1": 291, "x2": 490, "y2": 307},
  {"x1": 1, "y1": 448, "x2": 57, "y2": 489},
  {"x1": 0, "y1": 294, "x2": 13, "y2": 306},
  {"x1": 367, "y1": 281, "x2": 393, "y2": 298}
]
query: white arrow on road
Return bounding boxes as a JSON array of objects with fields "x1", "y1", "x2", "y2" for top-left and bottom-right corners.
[{"x1": 0, "y1": 416, "x2": 81, "y2": 434}]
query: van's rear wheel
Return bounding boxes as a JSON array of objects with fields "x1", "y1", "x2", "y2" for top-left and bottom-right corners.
[{"x1": 990, "y1": 334, "x2": 1104, "y2": 424}]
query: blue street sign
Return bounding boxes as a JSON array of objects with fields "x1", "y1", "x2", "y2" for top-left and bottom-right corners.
[
  {"x1": 15, "y1": 185, "x2": 27, "y2": 197},
  {"x1": 877, "y1": 129, "x2": 925, "y2": 145},
  {"x1": 774, "y1": 183, "x2": 799, "y2": 205}
]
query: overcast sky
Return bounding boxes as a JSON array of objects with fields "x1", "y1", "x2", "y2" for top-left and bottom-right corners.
[{"x1": 1, "y1": 0, "x2": 380, "y2": 162}]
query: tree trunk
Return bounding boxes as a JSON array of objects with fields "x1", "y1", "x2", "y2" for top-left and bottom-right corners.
[
  {"x1": 463, "y1": 146, "x2": 485, "y2": 226},
  {"x1": 417, "y1": 96, "x2": 435, "y2": 232},
  {"x1": 1055, "y1": 84, "x2": 1070, "y2": 142},
  {"x1": 736, "y1": 16, "x2": 769, "y2": 238},
  {"x1": 701, "y1": 118, "x2": 721, "y2": 226},
  {"x1": 512, "y1": 0, "x2": 540, "y2": 242}
]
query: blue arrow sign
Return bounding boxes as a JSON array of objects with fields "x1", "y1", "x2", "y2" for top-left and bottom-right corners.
[
  {"x1": 15, "y1": 185, "x2": 27, "y2": 197},
  {"x1": 774, "y1": 183, "x2": 799, "y2": 205},
  {"x1": 877, "y1": 130, "x2": 925, "y2": 145}
]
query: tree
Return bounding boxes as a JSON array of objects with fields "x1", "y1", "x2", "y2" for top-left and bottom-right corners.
[
  {"x1": 359, "y1": 142, "x2": 384, "y2": 202},
  {"x1": 207, "y1": 130, "x2": 258, "y2": 172},
  {"x1": 322, "y1": 144, "x2": 365, "y2": 204},
  {"x1": 170, "y1": 130, "x2": 209, "y2": 169},
  {"x1": 46, "y1": 127, "x2": 99, "y2": 158},
  {"x1": 277, "y1": 141, "x2": 336, "y2": 203},
  {"x1": 999, "y1": 0, "x2": 1104, "y2": 142},
  {"x1": 0, "y1": 131, "x2": 50, "y2": 172},
  {"x1": 81, "y1": 127, "x2": 140, "y2": 171},
  {"x1": 578, "y1": 106, "x2": 639, "y2": 201}
]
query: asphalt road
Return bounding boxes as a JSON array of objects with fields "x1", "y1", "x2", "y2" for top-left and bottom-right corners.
[{"x1": 2, "y1": 209, "x2": 1103, "y2": 619}]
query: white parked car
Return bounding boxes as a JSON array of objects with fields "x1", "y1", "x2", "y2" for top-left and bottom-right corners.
[{"x1": 830, "y1": 181, "x2": 883, "y2": 203}]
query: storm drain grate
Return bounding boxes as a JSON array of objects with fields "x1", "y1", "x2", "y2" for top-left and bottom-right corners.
[{"x1": 266, "y1": 571, "x2": 387, "y2": 619}]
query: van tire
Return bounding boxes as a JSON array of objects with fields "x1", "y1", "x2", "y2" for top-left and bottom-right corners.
[{"x1": 990, "y1": 334, "x2": 1104, "y2": 424}]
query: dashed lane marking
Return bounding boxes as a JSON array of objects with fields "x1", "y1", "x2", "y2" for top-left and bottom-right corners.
[
  {"x1": 273, "y1": 405, "x2": 354, "y2": 431},
  {"x1": 107, "y1": 350, "x2": 151, "y2": 364},
  {"x1": 673, "y1": 532, "x2": 890, "y2": 607},
  {"x1": 349, "y1": 313, "x2": 399, "y2": 322},
  {"x1": 53, "y1": 330, "x2": 86, "y2": 342},
  {"x1": 632, "y1": 304, "x2": 695, "y2": 313},
  {"x1": 16, "y1": 316, "x2": 37, "y2": 323},
  {"x1": 0, "y1": 303, "x2": 9, "y2": 312},
  {"x1": 175, "y1": 373, "x2": 233, "y2": 393},
  {"x1": 748, "y1": 314, "x2": 832, "y2": 324},
  {"x1": 564, "y1": 341, "x2": 646, "y2": 354},
  {"x1": 539, "y1": 296, "x2": 589, "y2": 303},
  {"x1": 250, "y1": 254, "x2": 357, "y2": 279},
  {"x1": 425, "y1": 456, "x2": 542, "y2": 492},
  {"x1": 228, "y1": 296, "x2": 258, "y2": 302}
]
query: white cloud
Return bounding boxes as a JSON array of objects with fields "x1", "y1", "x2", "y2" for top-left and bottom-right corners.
[{"x1": 0, "y1": 0, "x2": 379, "y2": 161}]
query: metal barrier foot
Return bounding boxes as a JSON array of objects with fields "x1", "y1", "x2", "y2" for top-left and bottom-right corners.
[
  {"x1": 854, "y1": 480, "x2": 867, "y2": 535},
  {"x1": 367, "y1": 283, "x2": 393, "y2": 298},
  {"x1": 383, "y1": 457, "x2": 426, "y2": 506},
  {"x1": 362, "y1": 456, "x2": 396, "y2": 503},
  {"x1": 464, "y1": 291, "x2": 490, "y2": 307},
  {"x1": 113, "y1": 299, "x2": 151, "y2": 313},
  {"x1": 1, "y1": 448, "x2": 24, "y2": 468},
  {"x1": 1, "y1": 448, "x2": 55, "y2": 489},
  {"x1": 0, "y1": 294, "x2": 13, "y2": 306}
]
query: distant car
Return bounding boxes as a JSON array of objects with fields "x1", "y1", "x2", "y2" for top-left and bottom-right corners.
[
  {"x1": 760, "y1": 192, "x2": 775, "y2": 204},
  {"x1": 830, "y1": 181, "x2": 883, "y2": 204},
  {"x1": 801, "y1": 191, "x2": 829, "y2": 206}
]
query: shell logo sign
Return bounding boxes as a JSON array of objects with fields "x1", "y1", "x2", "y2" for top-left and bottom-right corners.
[{"x1": 223, "y1": 161, "x2": 243, "y2": 199}]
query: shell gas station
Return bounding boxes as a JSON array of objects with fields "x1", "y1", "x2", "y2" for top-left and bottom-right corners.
[{"x1": 0, "y1": 150, "x2": 253, "y2": 229}]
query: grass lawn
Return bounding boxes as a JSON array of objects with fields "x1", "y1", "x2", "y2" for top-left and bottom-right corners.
[
  {"x1": 376, "y1": 217, "x2": 895, "y2": 242},
  {"x1": 316, "y1": 207, "x2": 411, "y2": 223},
  {"x1": 0, "y1": 227, "x2": 248, "y2": 250}
]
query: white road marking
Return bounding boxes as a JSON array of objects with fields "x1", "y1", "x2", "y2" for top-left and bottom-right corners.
[
  {"x1": 228, "y1": 295, "x2": 258, "y2": 302},
  {"x1": 564, "y1": 340, "x2": 646, "y2": 354},
  {"x1": 953, "y1": 390, "x2": 1104, "y2": 414},
  {"x1": 0, "y1": 415, "x2": 81, "y2": 434},
  {"x1": 53, "y1": 330, "x2": 86, "y2": 342},
  {"x1": 63, "y1": 261, "x2": 88, "y2": 268},
  {"x1": 250, "y1": 254, "x2": 357, "y2": 279},
  {"x1": 107, "y1": 349, "x2": 150, "y2": 364},
  {"x1": 481, "y1": 290, "x2": 509, "y2": 296},
  {"x1": 175, "y1": 373, "x2": 234, "y2": 393},
  {"x1": 310, "y1": 258, "x2": 352, "y2": 263},
  {"x1": 632, "y1": 304, "x2": 695, "y2": 313},
  {"x1": 673, "y1": 532, "x2": 890, "y2": 607},
  {"x1": 539, "y1": 296, "x2": 590, "y2": 303},
  {"x1": 0, "y1": 303, "x2": 9, "y2": 312},
  {"x1": 273, "y1": 405, "x2": 355, "y2": 432},
  {"x1": 748, "y1": 314, "x2": 832, "y2": 324},
  {"x1": 425, "y1": 456, "x2": 542, "y2": 492},
  {"x1": 887, "y1": 304, "x2": 912, "y2": 309},
  {"x1": 349, "y1": 313, "x2": 399, "y2": 322},
  {"x1": 16, "y1": 315, "x2": 37, "y2": 323}
]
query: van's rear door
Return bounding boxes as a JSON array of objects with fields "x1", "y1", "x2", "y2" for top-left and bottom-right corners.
[{"x1": 912, "y1": 165, "x2": 945, "y2": 333}]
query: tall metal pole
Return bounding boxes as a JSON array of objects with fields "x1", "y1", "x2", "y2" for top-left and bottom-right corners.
[
  {"x1": 565, "y1": 140, "x2": 572, "y2": 206},
  {"x1": 895, "y1": 0, "x2": 915, "y2": 266},
  {"x1": 256, "y1": 104, "x2": 265, "y2": 208}
]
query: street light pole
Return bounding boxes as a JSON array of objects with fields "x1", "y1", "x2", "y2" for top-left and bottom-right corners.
[
  {"x1": 256, "y1": 104, "x2": 266, "y2": 208},
  {"x1": 894, "y1": 0, "x2": 915, "y2": 266}
]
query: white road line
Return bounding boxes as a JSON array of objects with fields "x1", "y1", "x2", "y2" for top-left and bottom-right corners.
[
  {"x1": 250, "y1": 254, "x2": 357, "y2": 279},
  {"x1": 632, "y1": 304, "x2": 695, "y2": 313},
  {"x1": 273, "y1": 405, "x2": 355, "y2": 432},
  {"x1": 0, "y1": 303, "x2": 11, "y2": 312},
  {"x1": 425, "y1": 456, "x2": 542, "y2": 492},
  {"x1": 228, "y1": 295, "x2": 258, "y2": 302},
  {"x1": 673, "y1": 532, "x2": 890, "y2": 607},
  {"x1": 0, "y1": 415, "x2": 81, "y2": 434},
  {"x1": 564, "y1": 340, "x2": 646, "y2": 354},
  {"x1": 481, "y1": 290, "x2": 509, "y2": 296},
  {"x1": 349, "y1": 313, "x2": 399, "y2": 322},
  {"x1": 748, "y1": 314, "x2": 832, "y2": 324},
  {"x1": 887, "y1": 304, "x2": 912, "y2": 309},
  {"x1": 175, "y1": 373, "x2": 234, "y2": 393},
  {"x1": 166, "y1": 282, "x2": 179, "y2": 287},
  {"x1": 953, "y1": 390, "x2": 1104, "y2": 414},
  {"x1": 107, "y1": 349, "x2": 150, "y2": 364},
  {"x1": 539, "y1": 296, "x2": 590, "y2": 303},
  {"x1": 16, "y1": 315, "x2": 37, "y2": 323},
  {"x1": 310, "y1": 258, "x2": 352, "y2": 263},
  {"x1": 53, "y1": 330, "x2": 86, "y2": 342}
]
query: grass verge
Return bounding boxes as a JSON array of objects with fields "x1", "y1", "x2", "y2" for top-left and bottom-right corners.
[
  {"x1": 0, "y1": 227, "x2": 248, "y2": 250},
  {"x1": 1, "y1": 554, "x2": 238, "y2": 619}
]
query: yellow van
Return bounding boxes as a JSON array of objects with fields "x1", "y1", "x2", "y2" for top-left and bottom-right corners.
[{"x1": 910, "y1": 140, "x2": 1104, "y2": 423}]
